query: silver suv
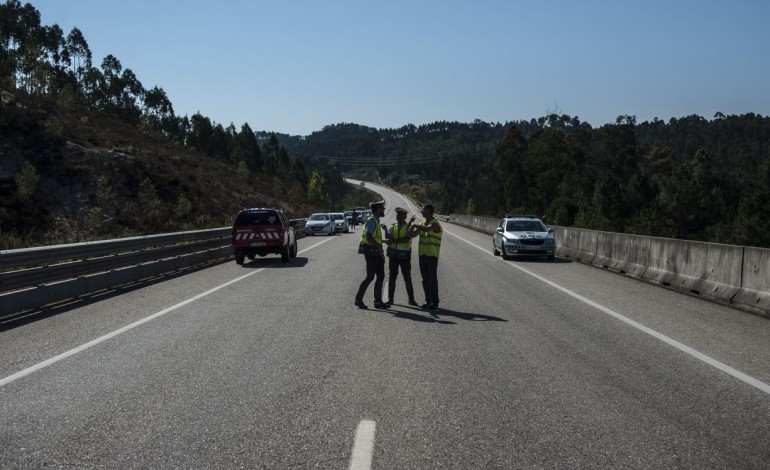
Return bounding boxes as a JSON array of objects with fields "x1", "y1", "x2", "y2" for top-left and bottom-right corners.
[{"x1": 492, "y1": 215, "x2": 555, "y2": 260}]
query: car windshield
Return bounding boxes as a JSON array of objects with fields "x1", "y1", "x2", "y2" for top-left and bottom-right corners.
[
  {"x1": 309, "y1": 214, "x2": 329, "y2": 221},
  {"x1": 332, "y1": 214, "x2": 344, "y2": 220},
  {"x1": 506, "y1": 220, "x2": 545, "y2": 232},
  {"x1": 234, "y1": 211, "x2": 280, "y2": 225}
]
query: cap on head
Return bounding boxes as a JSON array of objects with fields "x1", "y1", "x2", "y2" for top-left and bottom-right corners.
[
  {"x1": 369, "y1": 200, "x2": 385, "y2": 210},
  {"x1": 422, "y1": 204, "x2": 434, "y2": 214},
  {"x1": 394, "y1": 206, "x2": 408, "y2": 215}
]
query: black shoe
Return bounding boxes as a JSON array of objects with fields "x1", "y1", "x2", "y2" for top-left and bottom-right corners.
[
  {"x1": 385, "y1": 298, "x2": 394, "y2": 306},
  {"x1": 408, "y1": 299, "x2": 418, "y2": 307},
  {"x1": 354, "y1": 300, "x2": 368, "y2": 309},
  {"x1": 421, "y1": 302, "x2": 431, "y2": 309},
  {"x1": 429, "y1": 303, "x2": 438, "y2": 310},
  {"x1": 374, "y1": 301, "x2": 389, "y2": 309}
]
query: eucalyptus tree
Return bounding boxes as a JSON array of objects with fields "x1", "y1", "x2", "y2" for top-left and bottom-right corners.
[
  {"x1": 100, "y1": 54, "x2": 122, "y2": 108},
  {"x1": 142, "y1": 85, "x2": 175, "y2": 132},
  {"x1": 118, "y1": 67, "x2": 144, "y2": 121},
  {"x1": 231, "y1": 123, "x2": 262, "y2": 172},
  {"x1": 65, "y1": 27, "x2": 91, "y2": 85}
]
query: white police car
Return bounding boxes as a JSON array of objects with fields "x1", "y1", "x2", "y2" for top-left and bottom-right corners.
[{"x1": 492, "y1": 214, "x2": 555, "y2": 261}]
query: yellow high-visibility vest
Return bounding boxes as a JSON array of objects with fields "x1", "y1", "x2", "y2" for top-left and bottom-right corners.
[
  {"x1": 359, "y1": 216, "x2": 382, "y2": 252},
  {"x1": 390, "y1": 223, "x2": 413, "y2": 254},
  {"x1": 418, "y1": 218, "x2": 442, "y2": 257}
]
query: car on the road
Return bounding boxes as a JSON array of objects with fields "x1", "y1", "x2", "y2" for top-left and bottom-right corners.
[
  {"x1": 492, "y1": 214, "x2": 555, "y2": 260},
  {"x1": 231, "y1": 207, "x2": 297, "y2": 264},
  {"x1": 331, "y1": 212, "x2": 349, "y2": 233},
  {"x1": 305, "y1": 213, "x2": 335, "y2": 236}
]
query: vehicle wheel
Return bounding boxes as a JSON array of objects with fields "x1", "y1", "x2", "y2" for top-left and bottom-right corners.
[
  {"x1": 290, "y1": 242, "x2": 298, "y2": 258},
  {"x1": 501, "y1": 246, "x2": 509, "y2": 260},
  {"x1": 547, "y1": 255, "x2": 555, "y2": 261},
  {"x1": 281, "y1": 245, "x2": 290, "y2": 263},
  {"x1": 235, "y1": 253, "x2": 245, "y2": 265},
  {"x1": 493, "y1": 241, "x2": 500, "y2": 256}
]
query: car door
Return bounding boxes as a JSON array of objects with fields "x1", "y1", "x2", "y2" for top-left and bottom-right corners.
[{"x1": 494, "y1": 220, "x2": 504, "y2": 249}]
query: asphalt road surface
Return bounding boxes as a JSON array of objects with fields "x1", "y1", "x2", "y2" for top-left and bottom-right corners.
[{"x1": 1, "y1": 182, "x2": 769, "y2": 469}]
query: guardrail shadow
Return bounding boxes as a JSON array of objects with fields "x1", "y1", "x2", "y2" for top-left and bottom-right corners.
[{"x1": 0, "y1": 257, "x2": 232, "y2": 332}]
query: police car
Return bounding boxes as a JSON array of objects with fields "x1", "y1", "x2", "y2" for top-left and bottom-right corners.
[{"x1": 492, "y1": 214, "x2": 555, "y2": 261}]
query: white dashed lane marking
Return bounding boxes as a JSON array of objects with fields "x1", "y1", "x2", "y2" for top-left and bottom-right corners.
[{"x1": 349, "y1": 420, "x2": 376, "y2": 470}]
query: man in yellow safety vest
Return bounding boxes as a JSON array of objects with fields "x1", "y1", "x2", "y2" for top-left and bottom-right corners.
[
  {"x1": 355, "y1": 201, "x2": 388, "y2": 309},
  {"x1": 384, "y1": 207, "x2": 418, "y2": 307},
  {"x1": 411, "y1": 204, "x2": 443, "y2": 309}
]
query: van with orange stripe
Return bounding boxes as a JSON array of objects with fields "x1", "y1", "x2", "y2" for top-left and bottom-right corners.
[{"x1": 231, "y1": 208, "x2": 297, "y2": 264}]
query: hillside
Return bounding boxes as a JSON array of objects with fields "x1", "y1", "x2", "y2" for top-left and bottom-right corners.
[{"x1": 0, "y1": 91, "x2": 367, "y2": 249}]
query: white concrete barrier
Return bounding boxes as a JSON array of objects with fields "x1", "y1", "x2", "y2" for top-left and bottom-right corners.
[
  {"x1": 555, "y1": 227, "x2": 598, "y2": 264},
  {"x1": 732, "y1": 246, "x2": 770, "y2": 315},
  {"x1": 641, "y1": 238, "x2": 743, "y2": 304},
  {"x1": 450, "y1": 214, "x2": 497, "y2": 234},
  {"x1": 447, "y1": 214, "x2": 767, "y2": 317},
  {"x1": 593, "y1": 232, "x2": 651, "y2": 279}
]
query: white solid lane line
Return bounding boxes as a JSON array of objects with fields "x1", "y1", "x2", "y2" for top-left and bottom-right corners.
[
  {"x1": 349, "y1": 420, "x2": 376, "y2": 470},
  {"x1": 445, "y1": 229, "x2": 770, "y2": 396},
  {"x1": 0, "y1": 237, "x2": 337, "y2": 388}
]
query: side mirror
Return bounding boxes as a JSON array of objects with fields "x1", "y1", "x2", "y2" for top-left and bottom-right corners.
[
  {"x1": 548, "y1": 228, "x2": 554, "y2": 234},
  {"x1": 496, "y1": 227, "x2": 503, "y2": 233}
]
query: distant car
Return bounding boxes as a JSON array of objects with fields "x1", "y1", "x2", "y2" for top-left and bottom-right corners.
[
  {"x1": 331, "y1": 212, "x2": 349, "y2": 233},
  {"x1": 305, "y1": 213, "x2": 335, "y2": 236},
  {"x1": 345, "y1": 210, "x2": 360, "y2": 226},
  {"x1": 231, "y1": 207, "x2": 297, "y2": 264},
  {"x1": 492, "y1": 214, "x2": 555, "y2": 260}
]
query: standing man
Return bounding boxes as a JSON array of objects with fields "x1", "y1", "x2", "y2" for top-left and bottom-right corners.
[
  {"x1": 354, "y1": 201, "x2": 388, "y2": 309},
  {"x1": 384, "y1": 207, "x2": 418, "y2": 307},
  {"x1": 412, "y1": 204, "x2": 443, "y2": 309}
]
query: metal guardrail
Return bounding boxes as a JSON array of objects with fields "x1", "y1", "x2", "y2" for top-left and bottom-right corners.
[
  {"x1": 0, "y1": 228, "x2": 232, "y2": 317},
  {"x1": 1, "y1": 219, "x2": 309, "y2": 318}
]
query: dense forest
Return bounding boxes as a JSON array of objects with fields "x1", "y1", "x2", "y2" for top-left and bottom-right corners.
[
  {"x1": 279, "y1": 114, "x2": 770, "y2": 248},
  {"x1": 0, "y1": 0, "x2": 371, "y2": 248},
  {"x1": 2, "y1": 0, "x2": 769, "y2": 249}
]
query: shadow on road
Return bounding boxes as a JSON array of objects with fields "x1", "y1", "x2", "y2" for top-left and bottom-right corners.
[
  {"x1": 390, "y1": 310, "x2": 456, "y2": 325},
  {"x1": 238, "y1": 257, "x2": 310, "y2": 269},
  {"x1": 505, "y1": 256, "x2": 572, "y2": 264},
  {"x1": 430, "y1": 307, "x2": 508, "y2": 322},
  {"x1": 378, "y1": 304, "x2": 508, "y2": 324}
]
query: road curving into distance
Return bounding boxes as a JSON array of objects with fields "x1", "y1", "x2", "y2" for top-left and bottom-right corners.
[{"x1": 1, "y1": 182, "x2": 769, "y2": 469}]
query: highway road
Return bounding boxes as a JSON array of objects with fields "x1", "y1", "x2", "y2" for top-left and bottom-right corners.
[{"x1": 1, "y1": 182, "x2": 769, "y2": 469}]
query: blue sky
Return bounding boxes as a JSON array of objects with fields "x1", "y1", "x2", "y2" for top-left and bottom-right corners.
[{"x1": 30, "y1": 0, "x2": 770, "y2": 136}]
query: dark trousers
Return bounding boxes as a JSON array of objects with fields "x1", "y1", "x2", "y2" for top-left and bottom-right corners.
[
  {"x1": 419, "y1": 255, "x2": 439, "y2": 305},
  {"x1": 356, "y1": 253, "x2": 384, "y2": 302},
  {"x1": 388, "y1": 255, "x2": 415, "y2": 302}
]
